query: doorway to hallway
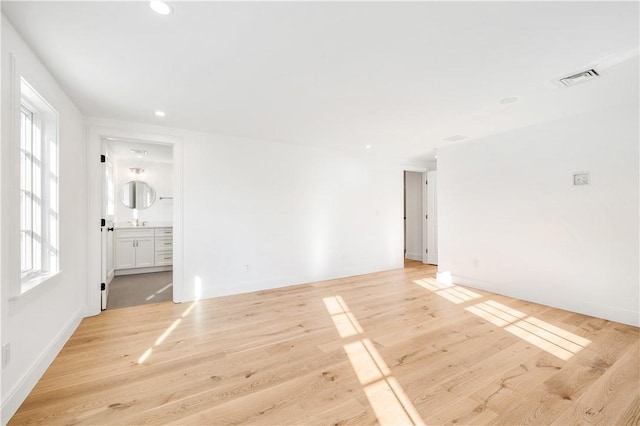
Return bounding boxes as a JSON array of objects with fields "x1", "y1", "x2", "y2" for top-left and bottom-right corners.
[
  {"x1": 404, "y1": 171, "x2": 424, "y2": 262},
  {"x1": 403, "y1": 169, "x2": 438, "y2": 267}
]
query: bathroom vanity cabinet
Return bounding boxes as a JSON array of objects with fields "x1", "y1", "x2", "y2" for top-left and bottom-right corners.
[
  {"x1": 114, "y1": 227, "x2": 173, "y2": 275},
  {"x1": 154, "y1": 227, "x2": 173, "y2": 266}
]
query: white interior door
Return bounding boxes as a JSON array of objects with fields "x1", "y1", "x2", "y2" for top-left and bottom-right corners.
[
  {"x1": 100, "y1": 142, "x2": 116, "y2": 310},
  {"x1": 426, "y1": 170, "x2": 438, "y2": 265},
  {"x1": 100, "y1": 223, "x2": 107, "y2": 310}
]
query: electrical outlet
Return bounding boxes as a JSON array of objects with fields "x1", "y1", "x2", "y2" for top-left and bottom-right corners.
[
  {"x1": 573, "y1": 172, "x2": 590, "y2": 186},
  {"x1": 2, "y1": 343, "x2": 10, "y2": 368}
]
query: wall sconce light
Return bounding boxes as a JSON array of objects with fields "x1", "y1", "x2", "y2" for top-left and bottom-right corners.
[{"x1": 129, "y1": 168, "x2": 145, "y2": 175}]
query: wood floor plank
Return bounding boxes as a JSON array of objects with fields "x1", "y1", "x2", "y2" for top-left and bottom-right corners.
[
  {"x1": 551, "y1": 342, "x2": 640, "y2": 425},
  {"x1": 8, "y1": 261, "x2": 639, "y2": 425}
]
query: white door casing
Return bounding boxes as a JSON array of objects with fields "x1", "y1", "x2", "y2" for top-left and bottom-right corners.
[
  {"x1": 422, "y1": 172, "x2": 427, "y2": 264},
  {"x1": 100, "y1": 145, "x2": 116, "y2": 310},
  {"x1": 426, "y1": 170, "x2": 438, "y2": 265},
  {"x1": 87, "y1": 120, "x2": 183, "y2": 316}
]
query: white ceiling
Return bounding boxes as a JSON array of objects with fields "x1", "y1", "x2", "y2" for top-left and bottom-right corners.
[
  {"x1": 106, "y1": 139, "x2": 173, "y2": 164},
  {"x1": 2, "y1": 1, "x2": 638, "y2": 164}
]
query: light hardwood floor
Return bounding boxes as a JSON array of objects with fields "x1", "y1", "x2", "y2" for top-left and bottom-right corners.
[{"x1": 10, "y1": 261, "x2": 640, "y2": 425}]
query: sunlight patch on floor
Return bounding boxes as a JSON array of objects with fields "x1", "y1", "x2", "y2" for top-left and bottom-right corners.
[
  {"x1": 155, "y1": 318, "x2": 182, "y2": 346},
  {"x1": 413, "y1": 277, "x2": 590, "y2": 361},
  {"x1": 465, "y1": 300, "x2": 590, "y2": 361},
  {"x1": 182, "y1": 301, "x2": 198, "y2": 317},
  {"x1": 323, "y1": 295, "x2": 364, "y2": 338},
  {"x1": 324, "y1": 295, "x2": 426, "y2": 425},
  {"x1": 137, "y1": 300, "x2": 199, "y2": 365},
  {"x1": 414, "y1": 278, "x2": 482, "y2": 304},
  {"x1": 137, "y1": 348, "x2": 153, "y2": 364},
  {"x1": 146, "y1": 283, "x2": 174, "y2": 301}
]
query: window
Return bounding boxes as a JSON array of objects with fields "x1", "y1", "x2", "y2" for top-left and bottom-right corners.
[{"x1": 19, "y1": 78, "x2": 59, "y2": 290}]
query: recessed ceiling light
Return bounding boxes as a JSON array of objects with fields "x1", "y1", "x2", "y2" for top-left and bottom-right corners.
[
  {"x1": 500, "y1": 97, "x2": 519, "y2": 105},
  {"x1": 154, "y1": 110, "x2": 166, "y2": 117},
  {"x1": 365, "y1": 145, "x2": 372, "y2": 149},
  {"x1": 150, "y1": 1, "x2": 173, "y2": 15}
]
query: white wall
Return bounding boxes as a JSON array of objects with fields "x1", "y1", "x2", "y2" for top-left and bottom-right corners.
[
  {"x1": 86, "y1": 118, "x2": 406, "y2": 310},
  {"x1": 181, "y1": 131, "x2": 404, "y2": 301},
  {"x1": 1, "y1": 17, "x2": 88, "y2": 422},
  {"x1": 113, "y1": 158, "x2": 173, "y2": 226},
  {"x1": 405, "y1": 171, "x2": 423, "y2": 261},
  {"x1": 438, "y1": 103, "x2": 639, "y2": 326}
]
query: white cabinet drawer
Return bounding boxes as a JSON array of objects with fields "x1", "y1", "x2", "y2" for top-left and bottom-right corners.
[
  {"x1": 115, "y1": 228, "x2": 154, "y2": 239},
  {"x1": 155, "y1": 237, "x2": 173, "y2": 251},
  {"x1": 155, "y1": 252, "x2": 173, "y2": 266},
  {"x1": 155, "y1": 228, "x2": 173, "y2": 237}
]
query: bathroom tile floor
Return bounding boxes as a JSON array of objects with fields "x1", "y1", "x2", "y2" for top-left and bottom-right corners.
[{"x1": 107, "y1": 271, "x2": 173, "y2": 309}]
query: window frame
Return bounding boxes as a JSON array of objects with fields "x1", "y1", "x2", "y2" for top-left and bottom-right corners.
[{"x1": 18, "y1": 77, "x2": 60, "y2": 293}]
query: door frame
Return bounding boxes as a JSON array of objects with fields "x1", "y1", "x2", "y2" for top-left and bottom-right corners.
[
  {"x1": 86, "y1": 120, "x2": 183, "y2": 316},
  {"x1": 426, "y1": 170, "x2": 438, "y2": 265},
  {"x1": 403, "y1": 166, "x2": 428, "y2": 264},
  {"x1": 100, "y1": 145, "x2": 115, "y2": 310}
]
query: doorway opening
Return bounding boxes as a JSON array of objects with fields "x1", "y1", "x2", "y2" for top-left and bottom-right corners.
[
  {"x1": 101, "y1": 138, "x2": 175, "y2": 310},
  {"x1": 404, "y1": 171, "x2": 424, "y2": 266},
  {"x1": 403, "y1": 169, "x2": 438, "y2": 268}
]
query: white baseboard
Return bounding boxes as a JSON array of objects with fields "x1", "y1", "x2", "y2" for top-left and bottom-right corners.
[
  {"x1": 450, "y1": 273, "x2": 640, "y2": 327},
  {"x1": 405, "y1": 252, "x2": 422, "y2": 261},
  {"x1": 1, "y1": 306, "x2": 84, "y2": 425},
  {"x1": 189, "y1": 261, "x2": 403, "y2": 302},
  {"x1": 115, "y1": 265, "x2": 172, "y2": 276}
]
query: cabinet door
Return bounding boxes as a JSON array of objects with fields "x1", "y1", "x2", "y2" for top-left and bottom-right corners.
[
  {"x1": 115, "y1": 238, "x2": 136, "y2": 269},
  {"x1": 135, "y1": 237, "x2": 155, "y2": 267}
]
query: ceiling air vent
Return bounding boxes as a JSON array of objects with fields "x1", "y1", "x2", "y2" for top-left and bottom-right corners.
[{"x1": 558, "y1": 69, "x2": 600, "y2": 87}]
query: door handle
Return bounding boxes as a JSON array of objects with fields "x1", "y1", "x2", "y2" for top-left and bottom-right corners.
[{"x1": 107, "y1": 227, "x2": 114, "y2": 232}]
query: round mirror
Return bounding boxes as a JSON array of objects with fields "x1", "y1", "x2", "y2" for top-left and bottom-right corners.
[{"x1": 120, "y1": 181, "x2": 156, "y2": 210}]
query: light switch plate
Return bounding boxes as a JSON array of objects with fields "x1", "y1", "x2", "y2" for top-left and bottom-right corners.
[{"x1": 573, "y1": 172, "x2": 590, "y2": 186}]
